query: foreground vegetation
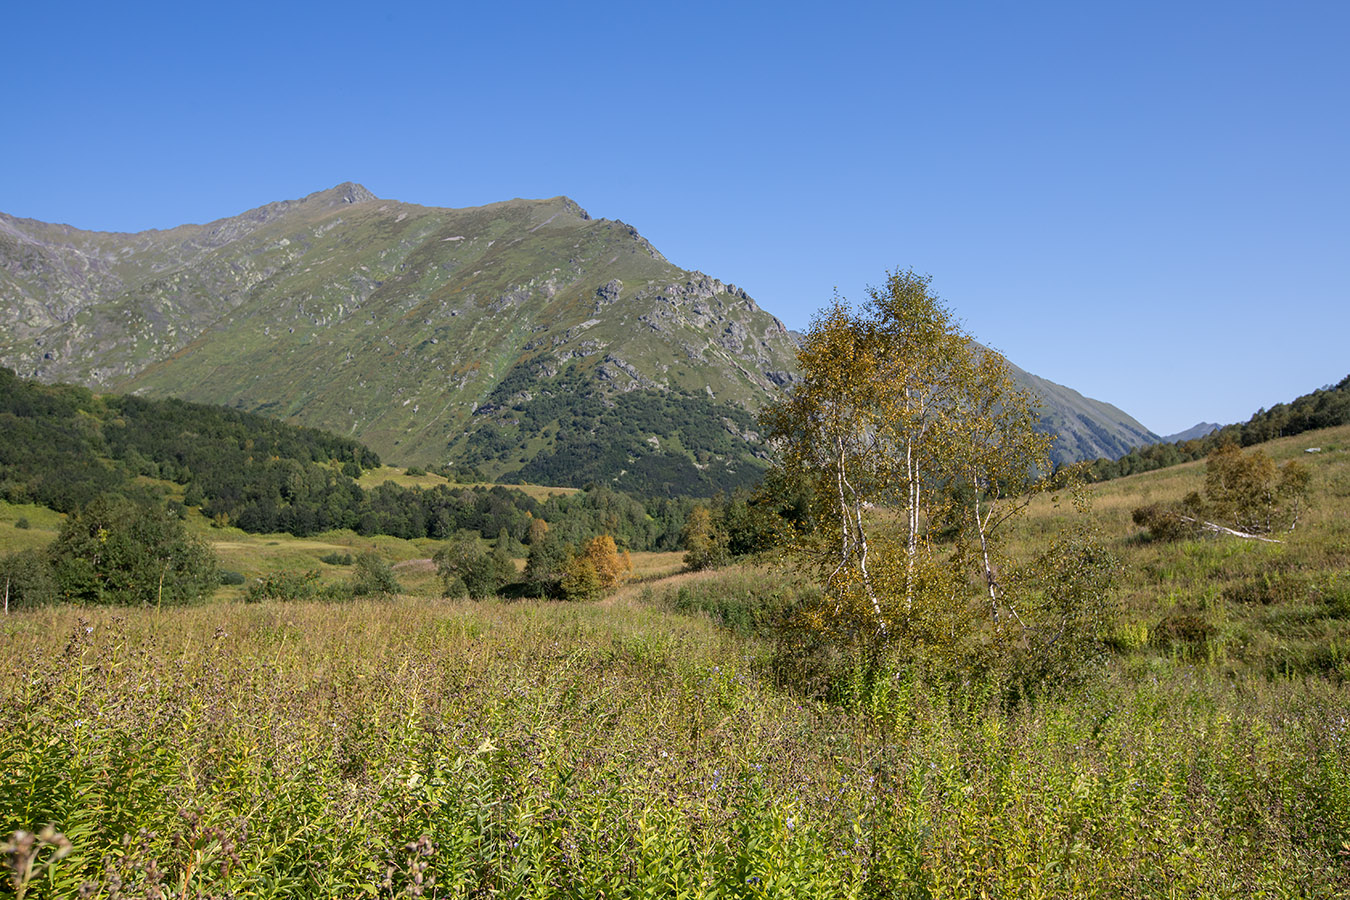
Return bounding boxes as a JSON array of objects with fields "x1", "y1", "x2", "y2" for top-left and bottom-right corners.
[
  {"x1": 2, "y1": 591, "x2": 1345, "y2": 898},
  {"x1": 2, "y1": 424, "x2": 1349, "y2": 896}
]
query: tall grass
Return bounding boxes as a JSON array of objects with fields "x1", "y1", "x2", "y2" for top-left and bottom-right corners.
[{"x1": 3, "y1": 597, "x2": 1346, "y2": 897}]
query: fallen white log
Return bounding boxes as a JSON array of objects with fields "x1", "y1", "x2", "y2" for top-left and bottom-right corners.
[{"x1": 1179, "y1": 516, "x2": 1284, "y2": 543}]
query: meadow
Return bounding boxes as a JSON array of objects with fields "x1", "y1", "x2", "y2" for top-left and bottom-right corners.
[{"x1": 2, "y1": 428, "x2": 1349, "y2": 897}]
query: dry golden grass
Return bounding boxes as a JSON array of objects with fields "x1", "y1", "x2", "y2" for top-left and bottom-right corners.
[
  {"x1": 355, "y1": 465, "x2": 580, "y2": 502},
  {"x1": 625, "y1": 550, "x2": 686, "y2": 580}
]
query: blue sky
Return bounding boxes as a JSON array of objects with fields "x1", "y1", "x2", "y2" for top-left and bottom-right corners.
[{"x1": 6, "y1": 1, "x2": 1347, "y2": 436}]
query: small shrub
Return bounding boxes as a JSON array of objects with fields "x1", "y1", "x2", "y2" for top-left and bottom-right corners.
[
  {"x1": 218, "y1": 570, "x2": 246, "y2": 586},
  {"x1": 14, "y1": 517, "x2": 30, "y2": 530},
  {"x1": 1105, "y1": 620, "x2": 1149, "y2": 652},
  {"x1": 320, "y1": 552, "x2": 354, "y2": 566},
  {"x1": 244, "y1": 570, "x2": 324, "y2": 603},
  {"x1": 653, "y1": 569, "x2": 817, "y2": 636},
  {"x1": 1223, "y1": 572, "x2": 1309, "y2": 605},
  {"x1": 404, "y1": 466, "x2": 425, "y2": 477},
  {"x1": 1321, "y1": 577, "x2": 1350, "y2": 619},
  {"x1": 1131, "y1": 503, "x2": 1197, "y2": 542}
]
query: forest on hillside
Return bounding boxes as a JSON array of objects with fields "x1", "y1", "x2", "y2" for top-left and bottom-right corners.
[
  {"x1": 1089, "y1": 374, "x2": 1350, "y2": 480},
  {"x1": 0, "y1": 368, "x2": 698, "y2": 551},
  {"x1": 461, "y1": 364, "x2": 769, "y2": 497}
]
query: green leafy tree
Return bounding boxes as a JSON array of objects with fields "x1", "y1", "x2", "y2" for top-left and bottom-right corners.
[
  {"x1": 434, "y1": 531, "x2": 508, "y2": 599},
  {"x1": 681, "y1": 505, "x2": 729, "y2": 571},
  {"x1": 1, "y1": 549, "x2": 57, "y2": 612},
  {"x1": 763, "y1": 269, "x2": 1114, "y2": 679},
  {"x1": 491, "y1": 527, "x2": 519, "y2": 589},
  {"x1": 49, "y1": 496, "x2": 218, "y2": 606},
  {"x1": 349, "y1": 550, "x2": 401, "y2": 597},
  {"x1": 524, "y1": 528, "x2": 569, "y2": 597}
]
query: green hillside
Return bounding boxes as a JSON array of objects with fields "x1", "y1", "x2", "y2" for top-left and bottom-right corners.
[
  {"x1": 1, "y1": 185, "x2": 797, "y2": 481},
  {"x1": 0, "y1": 368, "x2": 699, "y2": 551},
  {"x1": 1089, "y1": 373, "x2": 1350, "y2": 480}
]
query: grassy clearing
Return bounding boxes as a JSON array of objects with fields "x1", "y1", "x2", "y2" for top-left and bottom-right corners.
[
  {"x1": 0, "y1": 503, "x2": 63, "y2": 555},
  {"x1": 355, "y1": 465, "x2": 580, "y2": 503},
  {"x1": 1051, "y1": 424, "x2": 1350, "y2": 679},
  {"x1": 625, "y1": 550, "x2": 686, "y2": 582}
]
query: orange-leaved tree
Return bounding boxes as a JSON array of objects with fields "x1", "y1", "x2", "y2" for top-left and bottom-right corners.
[{"x1": 560, "y1": 535, "x2": 632, "y2": 601}]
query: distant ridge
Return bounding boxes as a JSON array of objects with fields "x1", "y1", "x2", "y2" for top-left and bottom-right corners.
[
  {"x1": 1162, "y1": 422, "x2": 1221, "y2": 444},
  {"x1": 996, "y1": 355, "x2": 1161, "y2": 465}
]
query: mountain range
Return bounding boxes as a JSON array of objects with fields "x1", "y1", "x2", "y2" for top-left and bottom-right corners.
[{"x1": 1, "y1": 183, "x2": 1158, "y2": 493}]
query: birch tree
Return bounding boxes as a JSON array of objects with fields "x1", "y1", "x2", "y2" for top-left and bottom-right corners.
[{"x1": 764, "y1": 269, "x2": 1114, "y2": 675}]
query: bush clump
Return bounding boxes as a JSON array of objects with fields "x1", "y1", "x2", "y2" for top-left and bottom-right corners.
[
  {"x1": 348, "y1": 551, "x2": 400, "y2": 597},
  {"x1": 0, "y1": 549, "x2": 57, "y2": 610},
  {"x1": 1150, "y1": 613, "x2": 1215, "y2": 656},
  {"x1": 244, "y1": 570, "x2": 331, "y2": 603},
  {"x1": 49, "y1": 495, "x2": 218, "y2": 606}
]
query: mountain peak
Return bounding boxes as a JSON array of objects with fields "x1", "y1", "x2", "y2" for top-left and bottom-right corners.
[
  {"x1": 306, "y1": 182, "x2": 378, "y2": 206},
  {"x1": 1161, "y1": 422, "x2": 1221, "y2": 444}
]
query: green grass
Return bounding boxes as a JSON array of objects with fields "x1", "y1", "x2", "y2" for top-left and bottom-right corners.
[
  {"x1": 0, "y1": 503, "x2": 63, "y2": 554},
  {"x1": 1, "y1": 596, "x2": 1346, "y2": 897},
  {"x1": 1051, "y1": 423, "x2": 1350, "y2": 679}
]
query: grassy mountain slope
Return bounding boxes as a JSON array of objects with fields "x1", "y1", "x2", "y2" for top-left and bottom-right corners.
[
  {"x1": 3, "y1": 183, "x2": 1157, "y2": 480},
  {"x1": 2, "y1": 185, "x2": 797, "y2": 486},
  {"x1": 1000, "y1": 356, "x2": 1159, "y2": 464}
]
